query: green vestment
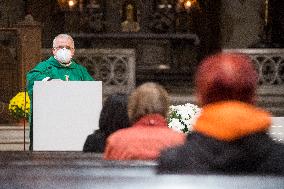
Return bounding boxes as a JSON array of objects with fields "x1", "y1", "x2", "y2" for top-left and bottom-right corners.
[{"x1": 26, "y1": 56, "x2": 94, "y2": 150}]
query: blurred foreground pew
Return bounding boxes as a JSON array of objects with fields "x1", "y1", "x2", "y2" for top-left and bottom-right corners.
[{"x1": 0, "y1": 151, "x2": 283, "y2": 189}]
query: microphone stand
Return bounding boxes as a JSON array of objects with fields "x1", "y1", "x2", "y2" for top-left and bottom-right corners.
[{"x1": 24, "y1": 89, "x2": 27, "y2": 151}]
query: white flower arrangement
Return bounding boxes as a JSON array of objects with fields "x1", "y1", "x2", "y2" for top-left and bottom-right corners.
[{"x1": 168, "y1": 103, "x2": 201, "y2": 134}]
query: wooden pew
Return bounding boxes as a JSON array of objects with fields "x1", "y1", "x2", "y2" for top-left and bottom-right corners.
[{"x1": 0, "y1": 151, "x2": 283, "y2": 189}]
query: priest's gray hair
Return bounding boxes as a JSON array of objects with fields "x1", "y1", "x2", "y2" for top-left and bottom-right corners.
[{"x1": 53, "y1": 34, "x2": 75, "y2": 49}]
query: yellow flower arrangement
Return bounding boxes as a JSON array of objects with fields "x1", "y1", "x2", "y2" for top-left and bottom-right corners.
[{"x1": 8, "y1": 92, "x2": 30, "y2": 121}]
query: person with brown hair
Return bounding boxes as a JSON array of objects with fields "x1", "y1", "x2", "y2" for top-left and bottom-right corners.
[
  {"x1": 157, "y1": 52, "x2": 284, "y2": 175},
  {"x1": 104, "y1": 82, "x2": 185, "y2": 160}
]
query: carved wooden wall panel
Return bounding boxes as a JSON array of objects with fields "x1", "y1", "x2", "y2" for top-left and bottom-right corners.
[
  {"x1": 0, "y1": 30, "x2": 19, "y2": 103},
  {"x1": 0, "y1": 30, "x2": 19, "y2": 123}
]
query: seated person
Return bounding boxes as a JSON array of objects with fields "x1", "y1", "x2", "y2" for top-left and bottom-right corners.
[
  {"x1": 157, "y1": 53, "x2": 284, "y2": 175},
  {"x1": 83, "y1": 93, "x2": 129, "y2": 152},
  {"x1": 104, "y1": 82, "x2": 185, "y2": 160}
]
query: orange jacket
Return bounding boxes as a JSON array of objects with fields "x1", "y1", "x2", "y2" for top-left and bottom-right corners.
[{"x1": 104, "y1": 114, "x2": 185, "y2": 160}]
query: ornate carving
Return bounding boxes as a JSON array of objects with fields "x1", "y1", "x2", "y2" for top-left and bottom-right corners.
[
  {"x1": 41, "y1": 48, "x2": 136, "y2": 94},
  {"x1": 77, "y1": 54, "x2": 129, "y2": 86},
  {"x1": 224, "y1": 49, "x2": 284, "y2": 85},
  {"x1": 148, "y1": 0, "x2": 175, "y2": 33},
  {"x1": 79, "y1": 0, "x2": 105, "y2": 33},
  {"x1": 256, "y1": 56, "x2": 278, "y2": 84}
]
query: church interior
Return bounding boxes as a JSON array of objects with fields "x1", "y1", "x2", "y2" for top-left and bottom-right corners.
[{"x1": 0, "y1": 0, "x2": 284, "y2": 187}]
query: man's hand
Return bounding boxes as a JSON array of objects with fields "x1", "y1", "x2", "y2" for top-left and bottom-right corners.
[{"x1": 42, "y1": 77, "x2": 51, "y2": 81}]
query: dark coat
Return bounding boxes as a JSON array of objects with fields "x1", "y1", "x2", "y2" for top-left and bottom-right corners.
[
  {"x1": 83, "y1": 130, "x2": 106, "y2": 153},
  {"x1": 158, "y1": 132, "x2": 284, "y2": 175},
  {"x1": 157, "y1": 101, "x2": 284, "y2": 175}
]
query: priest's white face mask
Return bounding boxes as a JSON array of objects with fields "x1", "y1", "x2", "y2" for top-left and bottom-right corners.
[
  {"x1": 52, "y1": 35, "x2": 75, "y2": 66},
  {"x1": 54, "y1": 48, "x2": 72, "y2": 65}
]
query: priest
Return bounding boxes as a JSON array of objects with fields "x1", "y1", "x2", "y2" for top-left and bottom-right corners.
[{"x1": 26, "y1": 34, "x2": 94, "y2": 150}]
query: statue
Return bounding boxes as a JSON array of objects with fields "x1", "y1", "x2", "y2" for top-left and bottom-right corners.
[{"x1": 121, "y1": 4, "x2": 140, "y2": 32}]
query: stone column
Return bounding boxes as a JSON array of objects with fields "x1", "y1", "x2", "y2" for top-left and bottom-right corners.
[
  {"x1": 16, "y1": 14, "x2": 42, "y2": 91},
  {"x1": 220, "y1": 0, "x2": 262, "y2": 48}
]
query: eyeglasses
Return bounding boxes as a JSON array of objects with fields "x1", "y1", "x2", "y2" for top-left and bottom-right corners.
[{"x1": 53, "y1": 46, "x2": 74, "y2": 50}]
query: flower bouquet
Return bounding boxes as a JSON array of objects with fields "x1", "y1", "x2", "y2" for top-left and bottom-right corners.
[
  {"x1": 168, "y1": 103, "x2": 201, "y2": 134},
  {"x1": 8, "y1": 92, "x2": 30, "y2": 121}
]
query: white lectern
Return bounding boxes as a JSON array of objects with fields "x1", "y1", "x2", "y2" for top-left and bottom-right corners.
[{"x1": 33, "y1": 81, "x2": 102, "y2": 151}]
